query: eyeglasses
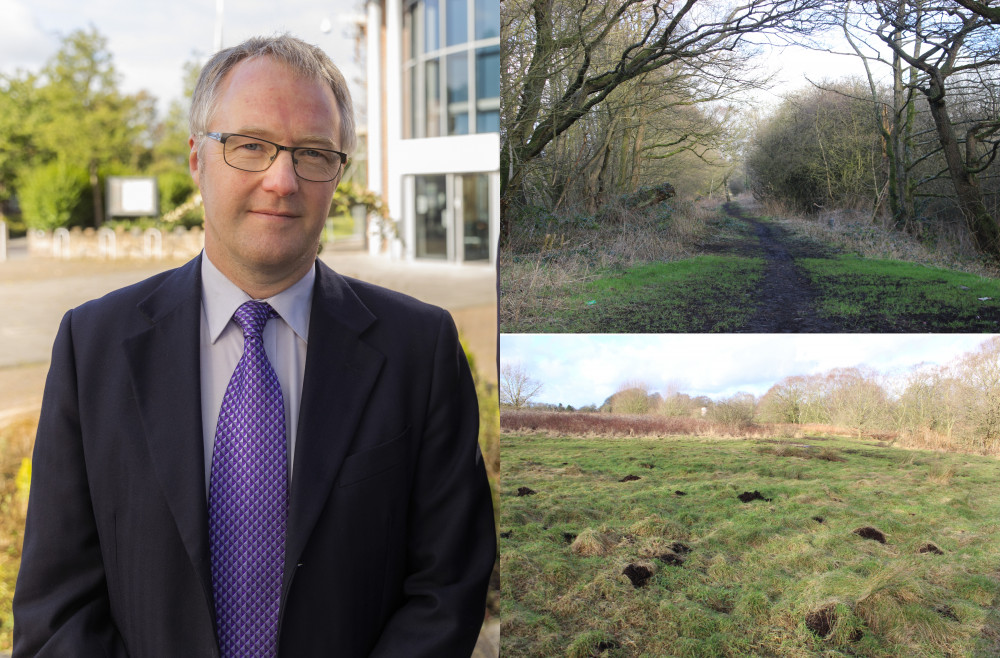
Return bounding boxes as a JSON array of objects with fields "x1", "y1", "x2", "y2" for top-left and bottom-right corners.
[{"x1": 202, "y1": 132, "x2": 347, "y2": 182}]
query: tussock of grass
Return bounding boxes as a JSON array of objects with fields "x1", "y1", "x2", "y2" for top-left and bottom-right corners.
[
  {"x1": 502, "y1": 432, "x2": 1000, "y2": 656},
  {"x1": 570, "y1": 529, "x2": 615, "y2": 557}
]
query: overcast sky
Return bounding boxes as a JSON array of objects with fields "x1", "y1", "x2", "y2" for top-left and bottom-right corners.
[
  {"x1": 0, "y1": 1, "x2": 883, "y2": 119},
  {"x1": 501, "y1": 334, "x2": 995, "y2": 408},
  {"x1": 0, "y1": 0, "x2": 366, "y2": 116}
]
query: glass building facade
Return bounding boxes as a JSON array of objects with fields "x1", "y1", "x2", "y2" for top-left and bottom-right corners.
[
  {"x1": 403, "y1": 0, "x2": 501, "y2": 140},
  {"x1": 368, "y1": 0, "x2": 500, "y2": 264}
]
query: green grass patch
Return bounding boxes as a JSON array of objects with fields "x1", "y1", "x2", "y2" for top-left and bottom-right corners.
[
  {"x1": 506, "y1": 255, "x2": 765, "y2": 332},
  {"x1": 800, "y1": 255, "x2": 1000, "y2": 331},
  {"x1": 501, "y1": 432, "x2": 1000, "y2": 657}
]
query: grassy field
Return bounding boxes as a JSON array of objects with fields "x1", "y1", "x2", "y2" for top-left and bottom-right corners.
[
  {"x1": 503, "y1": 256, "x2": 765, "y2": 333},
  {"x1": 501, "y1": 431, "x2": 1000, "y2": 657},
  {"x1": 799, "y1": 256, "x2": 1000, "y2": 331}
]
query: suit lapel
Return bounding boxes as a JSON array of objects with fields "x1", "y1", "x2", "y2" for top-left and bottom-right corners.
[
  {"x1": 284, "y1": 261, "x2": 385, "y2": 589},
  {"x1": 122, "y1": 256, "x2": 213, "y2": 602}
]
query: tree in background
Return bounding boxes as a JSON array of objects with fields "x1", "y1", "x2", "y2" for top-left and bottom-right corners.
[
  {"x1": 606, "y1": 381, "x2": 656, "y2": 415},
  {"x1": 501, "y1": 0, "x2": 826, "y2": 240},
  {"x1": 707, "y1": 391, "x2": 757, "y2": 426},
  {"x1": 746, "y1": 81, "x2": 885, "y2": 213},
  {"x1": 825, "y1": 0, "x2": 1000, "y2": 256},
  {"x1": 30, "y1": 28, "x2": 157, "y2": 226},
  {"x1": 956, "y1": 337, "x2": 1000, "y2": 450},
  {"x1": 500, "y1": 363, "x2": 544, "y2": 409}
]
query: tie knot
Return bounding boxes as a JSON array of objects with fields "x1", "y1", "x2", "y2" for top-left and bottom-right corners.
[{"x1": 233, "y1": 300, "x2": 277, "y2": 338}]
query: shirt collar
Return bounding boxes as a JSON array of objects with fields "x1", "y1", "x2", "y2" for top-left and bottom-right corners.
[{"x1": 201, "y1": 251, "x2": 315, "y2": 344}]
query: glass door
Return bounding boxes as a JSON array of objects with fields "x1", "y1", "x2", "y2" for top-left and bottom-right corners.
[{"x1": 415, "y1": 174, "x2": 449, "y2": 259}]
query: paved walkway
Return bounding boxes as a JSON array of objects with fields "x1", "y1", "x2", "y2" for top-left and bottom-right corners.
[{"x1": 0, "y1": 247, "x2": 496, "y2": 417}]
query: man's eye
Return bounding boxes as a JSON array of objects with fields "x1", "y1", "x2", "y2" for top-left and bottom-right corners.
[{"x1": 239, "y1": 142, "x2": 265, "y2": 152}]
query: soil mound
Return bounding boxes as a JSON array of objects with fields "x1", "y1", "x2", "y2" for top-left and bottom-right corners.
[
  {"x1": 620, "y1": 474, "x2": 641, "y2": 482},
  {"x1": 670, "y1": 542, "x2": 691, "y2": 554},
  {"x1": 657, "y1": 552, "x2": 685, "y2": 566},
  {"x1": 675, "y1": 490, "x2": 687, "y2": 496},
  {"x1": 738, "y1": 490, "x2": 772, "y2": 503},
  {"x1": 805, "y1": 604, "x2": 837, "y2": 638},
  {"x1": 919, "y1": 542, "x2": 944, "y2": 555},
  {"x1": 622, "y1": 563, "x2": 653, "y2": 588},
  {"x1": 516, "y1": 486, "x2": 536, "y2": 496},
  {"x1": 853, "y1": 526, "x2": 887, "y2": 543}
]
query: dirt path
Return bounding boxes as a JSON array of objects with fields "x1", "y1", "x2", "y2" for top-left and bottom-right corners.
[{"x1": 723, "y1": 203, "x2": 841, "y2": 333}]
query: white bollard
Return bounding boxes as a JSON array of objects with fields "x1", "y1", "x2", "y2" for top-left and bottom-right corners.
[
  {"x1": 143, "y1": 228, "x2": 163, "y2": 260},
  {"x1": 0, "y1": 220, "x2": 7, "y2": 263},
  {"x1": 98, "y1": 227, "x2": 117, "y2": 260},
  {"x1": 53, "y1": 228, "x2": 71, "y2": 259}
]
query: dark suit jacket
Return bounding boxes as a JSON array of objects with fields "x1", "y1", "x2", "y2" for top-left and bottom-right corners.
[{"x1": 12, "y1": 255, "x2": 496, "y2": 657}]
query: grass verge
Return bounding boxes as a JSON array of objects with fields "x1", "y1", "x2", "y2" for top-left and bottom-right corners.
[
  {"x1": 799, "y1": 255, "x2": 1000, "y2": 331},
  {"x1": 0, "y1": 416, "x2": 35, "y2": 651},
  {"x1": 502, "y1": 255, "x2": 765, "y2": 333},
  {"x1": 501, "y1": 431, "x2": 1000, "y2": 657}
]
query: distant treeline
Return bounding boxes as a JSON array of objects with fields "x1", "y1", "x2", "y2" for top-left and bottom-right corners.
[{"x1": 506, "y1": 338, "x2": 1000, "y2": 455}]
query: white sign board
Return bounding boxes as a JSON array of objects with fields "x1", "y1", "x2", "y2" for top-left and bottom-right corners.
[{"x1": 107, "y1": 177, "x2": 159, "y2": 217}]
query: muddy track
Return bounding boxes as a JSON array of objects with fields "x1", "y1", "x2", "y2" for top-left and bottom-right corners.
[{"x1": 722, "y1": 203, "x2": 842, "y2": 333}]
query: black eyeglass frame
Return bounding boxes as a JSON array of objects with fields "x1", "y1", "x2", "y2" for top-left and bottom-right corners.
[{"x1": 202, "y1": 132, "x2": 348, "y2": 183}]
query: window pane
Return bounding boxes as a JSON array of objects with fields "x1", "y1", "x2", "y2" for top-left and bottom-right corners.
[
  {"x1": 447, "y1": 53, "x2": 468, "y2": 104},
  {"x1": 424, "y1": 0, "x2": 440, "y2": 52},
  {"x1": 404, "y1": 4, "x2": 416, "y2": 59},
  {"x1": 446, "y1": 0, "x2": 468, "y2": 46},
  {"x1": 476, "y1": 110, "x2": 499, "y2": 134},
  {"x1": 462, "y1": 174, "x2": 490, "y2": 261},
  {"x1": 475, "y1": 46, "x2": 499, "y2": 101},
  {"x1": 404, "y1": 65, "x2": 414, "y2": 139},
  {"x1": 425, "y1": 59, "x2": 441, "y2": 137},
  {"x1": 449, "y1": 113, "x2": 469, "y2": 135},
  {"x1": 475, "y1": 0, "x2": 500, "y2": 40}
]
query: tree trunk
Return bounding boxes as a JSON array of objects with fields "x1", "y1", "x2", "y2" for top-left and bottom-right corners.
[
  {"x1": 925, "y1": 77, "x2": 1000, "y2": 258},
  {"x1": 90, "y1": 161, "x2": 104, "y2": 226}
]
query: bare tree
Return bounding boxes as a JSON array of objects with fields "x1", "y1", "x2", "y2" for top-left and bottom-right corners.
[
  {"x1": 952, "y1": 0, "x2": 1000, "y2": 24},
  {"x1": 500, "y1": 362, "x2": 544, "y2": 409},
  {"x1": 869, "y1": 0, "x2": 1000, "y2": 257},
  {"x1": 501, "y1": 0, "x2": 826, "y2": 240}
]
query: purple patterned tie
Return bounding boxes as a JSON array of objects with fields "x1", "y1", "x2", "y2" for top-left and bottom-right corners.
[{"x1": 209, "y1": 301, "x2": 287, "y2": 657}]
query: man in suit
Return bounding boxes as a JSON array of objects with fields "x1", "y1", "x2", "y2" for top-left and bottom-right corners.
[{"x1": 13, "y1": 34, "x2": 496, "y2": 657}]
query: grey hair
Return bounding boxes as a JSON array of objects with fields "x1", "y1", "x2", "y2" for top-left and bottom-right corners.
[{"x1": 189, "y1": 34, "x2": 356, "y2": 154}]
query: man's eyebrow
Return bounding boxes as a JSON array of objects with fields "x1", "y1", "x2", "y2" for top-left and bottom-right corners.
[{"x1": 237, "y1": 128, "x2": 339, "y2": 149}]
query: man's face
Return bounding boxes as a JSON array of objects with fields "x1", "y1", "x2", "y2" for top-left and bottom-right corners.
[{"x1": 190, "y1": 56, "x2": 342, "y2": 285}]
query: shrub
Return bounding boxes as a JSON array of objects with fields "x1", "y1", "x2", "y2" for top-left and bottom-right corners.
[
  {"x1": 18, "y1": 161, "x2": 92, "y2": 230},
  {"x1": 158, "y1": 170, "x2": 197, "y2": 215}
]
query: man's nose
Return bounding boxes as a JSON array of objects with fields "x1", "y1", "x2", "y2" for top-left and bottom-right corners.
[{"x1": 261, "y1": 149, "x2": 299, "y2": 196}]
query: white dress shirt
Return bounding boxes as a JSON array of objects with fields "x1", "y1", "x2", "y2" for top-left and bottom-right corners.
[{"x1": 199, "y1": 252, "x2": 314, "y2": 490}]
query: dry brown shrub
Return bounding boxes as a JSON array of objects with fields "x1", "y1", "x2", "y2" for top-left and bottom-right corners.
[
  {"x1": 500, "y1": 199, "x2": 709, "y2": 328},
  {"x1": 756, "y1": 197, "x2": 999, "y2": 278},
  {"x1": 500, "y1": 409, "x2": 787, "y2": 440}
]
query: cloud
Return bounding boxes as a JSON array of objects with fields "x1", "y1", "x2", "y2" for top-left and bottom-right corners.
[
  {"x1": 0, "y1": 0, "x2": 58, "y2": 74},
  {"x1": 500, "y1": 334, "x2": 994, "y2": 408}
]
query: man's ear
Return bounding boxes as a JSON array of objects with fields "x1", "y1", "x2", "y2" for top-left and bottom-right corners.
[{"x1": 189, "y1": 135, "x2": 201, "y2": 187}]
